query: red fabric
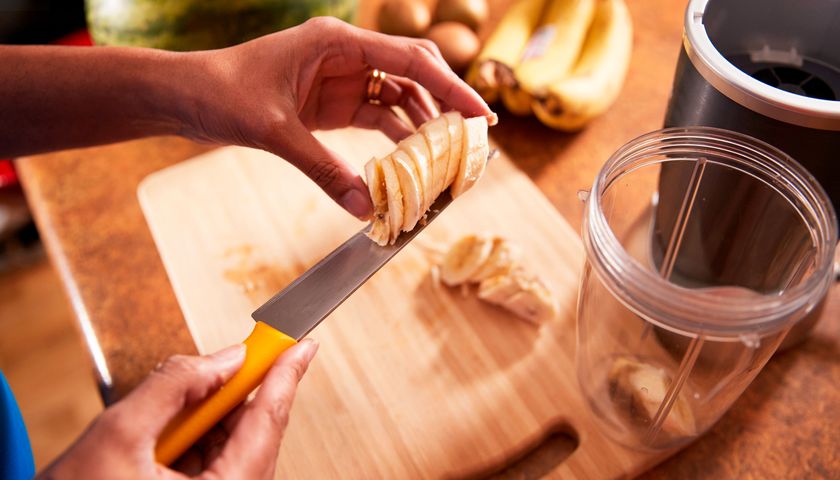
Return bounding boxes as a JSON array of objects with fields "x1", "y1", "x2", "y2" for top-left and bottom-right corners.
[
  {"x1": 53, "y1": 30, "x2": 93, "y2": 46},
  {"x1": 0, "y1": 161, "x2": 16, "y2": 188}
]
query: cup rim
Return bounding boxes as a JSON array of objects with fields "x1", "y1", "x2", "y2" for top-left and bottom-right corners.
[{"x1": 584, "y1": 126, "x2": 838, "y2": 337}]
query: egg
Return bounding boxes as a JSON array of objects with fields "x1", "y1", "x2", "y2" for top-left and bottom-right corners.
[
  {"x1": 433, "y1": 0, "x2": 488, "y2": 32},
  {"x1": 377, "y1": 0, "x2": 431, "y2": 37},
  {"x1": 425, "y1": 22, "x2": 481, "y2": 73}
]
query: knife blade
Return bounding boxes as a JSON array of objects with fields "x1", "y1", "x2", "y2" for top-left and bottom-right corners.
[
  {"x1": 154, "y1": 186, "x2": 460, "y2": 466},
  {"x1": 252, "y1": 188, "x2": 453, "y2": 339}
]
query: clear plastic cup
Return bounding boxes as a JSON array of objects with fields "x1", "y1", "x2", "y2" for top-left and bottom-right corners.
[{"x1": 576, "y1": 127, "x2": 837, "y2": 451}]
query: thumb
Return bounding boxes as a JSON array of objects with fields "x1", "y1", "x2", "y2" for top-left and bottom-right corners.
[
  {"x1": 208, "y1": 339, "x2": 319, "y2": 479},
  {"x1": 266, "y1": 116, "x2": 373, "y2": 220},
  {"x1": 110, "y1": 344, "x2": 247, "y2": 441}
]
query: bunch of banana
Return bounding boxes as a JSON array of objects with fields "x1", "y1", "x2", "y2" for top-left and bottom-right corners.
[
  {"x1": 439, "y1": 235, "x2": 557, "y2": 323},
  {"x1": 532, "y1": 0, "x2": 633, "y2": 130},
  {"x1": 464, "y1": 0, "x2": 546, "y2": 104},
  {"x1": 467, "y1": 0, "x2": 633, "y2": 130},
  {"x1": 501, "y1": 0, "x2": 596, "y2": 116},
  {"x1": 365, "y1": 112, "x2": 489, "y2": 246}
]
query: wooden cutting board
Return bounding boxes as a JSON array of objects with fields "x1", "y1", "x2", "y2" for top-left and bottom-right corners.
[{"x1": 138, "y1": 128, "x2": 665, "y2": 478}]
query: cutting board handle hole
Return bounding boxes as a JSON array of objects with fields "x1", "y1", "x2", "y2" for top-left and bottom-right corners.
[{"x1": 470, "y1": 423, "x2": 579, "y2": 479}]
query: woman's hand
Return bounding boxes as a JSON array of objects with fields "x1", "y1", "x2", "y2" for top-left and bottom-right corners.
[
  {"x1": 180, "y1": 17, "x2": 496, "y2": 220},
  {"x1": 38, "y1": 340, "x2": 318, "y2": 480},
  {"x1": 0, "y1": 18, "x2": 492, "y2": 217}
]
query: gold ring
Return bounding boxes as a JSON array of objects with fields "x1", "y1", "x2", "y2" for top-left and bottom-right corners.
[{"x1": 366, "y1": 69, "x2": 386, "y2": 105}]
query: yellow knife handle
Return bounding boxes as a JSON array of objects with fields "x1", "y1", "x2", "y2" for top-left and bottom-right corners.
[{"x1": 154, "y1": 321, "x2": 297, "y2": 465}]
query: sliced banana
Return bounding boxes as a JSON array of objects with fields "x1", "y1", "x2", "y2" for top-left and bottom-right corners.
[
  {"x1": 379, "y1": 155, "x2": 404, "y2": 242},
  {"x1": 421, "y1": 116, "x2": 451, "y2": 204},
  {"x1": 363, "y1": 112, "x2": 490, "y2": 245},
  {"x1": 392, "y1": 150, "x2": 423, "y2": 232},
  {"x1": 398, "y1": 133, "x2": 432, "y2": 212},
  {"x1": 440, "y1": 234, "x2": 495, "y2": 286},
  {"x1": 443, "y1": 111, "x2": 464, "y2": 189},
  {"x1": 367, "y1": 219, "x2": 390, "y2": 246},
  {"x1": 608, "y1": 358, "x2": 696, "y2": 438},
  {"x1": 470, "y1": 237, "x2": 521, "y2": 282},
  {"x1": 451, "y1": 116, "x2": 489, "y2": 197},
  {"x1": 364, "y1": 158, "x2": 390, "y2": 246},
  {"x1": 441, "y1": 235, "x2": 557, "y2": 323},
  {"x1": 476, "y1": 270, "x2": 522, "y2": 302},
  {"x1": 487, "y1": 280, "x2": 557, "y2": 324}
]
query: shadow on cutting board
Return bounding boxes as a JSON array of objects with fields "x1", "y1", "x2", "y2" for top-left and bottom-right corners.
[{"x1": 413, "y1": 270, "x2": 541, "y2": 382}]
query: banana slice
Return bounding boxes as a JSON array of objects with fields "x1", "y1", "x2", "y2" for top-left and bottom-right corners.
[
  {"x1": 367, "y1": 219, "x2": 389, "y2": 246},
  {"x1": 379, "y1": 155, "x2": 404, "y2": 242},
  {"x1": 398, "y1": 134, "x2": 433, "y2": 212},
  {"x1": 476, "y1": 268, "x2": 525, "y2": 303},
  {"x1": 364, "y1": 158, "x2": 390, "y2": 246},
  {"x1": 392, "y1": 150, "x2": 423, "y2": 232},
  {"x1": 451, "y1": 116, "x2": 489, "y2": 197},
  {"x1": 608, "y1": 358, "x2": 696, "y2": 438},
  {"x1": 470, "y1": 237, "x2": 521, "y2": 282},
  {"x1": 496, "y1": 283, "x2": 557, "y2": 323},
  {"x1": 421, "y1": 116, "x2": 451, "y2": 203},
  {"x1": 440, "y1": 234, "x2": 495, "y2": 286},
  {"x1": 443, "y1": 111, "x2": 464, "y2": 189},
  {"x1": 477, "y1": 268, "x2": 557, "y2": 323}
]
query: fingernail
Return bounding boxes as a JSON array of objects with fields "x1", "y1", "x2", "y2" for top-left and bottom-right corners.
[
  {"x1": 298, "y1": 338, "x2": 320, "y2": 363},
  {"x1": 340, "y1": 189, "x2": 372, "y2": 220},
  {"x1": 210, "y1": 344, "x2": 246, "y2": 367},
  {"x1": 487, "y1": 112, "x2": 499, "y2": 126}
]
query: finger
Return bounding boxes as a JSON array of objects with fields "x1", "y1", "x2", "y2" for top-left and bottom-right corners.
[
  {"x1": 409, "y1": 37, "x2": 449, "y2": 69},
  {"x1": 208, "y1": 339, "x2": 319, "y2": 480},
  {"x1": 379, "y1": 75, "x2": 438, "y2": 127},
  {"x1": 264, "y1": 116, "x2": 373, "y2": 220},
  {"x1": 348, "y1": 26, "x2": 496, "y2": 124},
  {"x1": 173, "y1": 448, "x2": 204, "y2": 476},
  {"x1": 220, "y1": 403, "x2": 247, "y2": 435},
  {"x1": 111, "y1": 344, "x2": 246, "y2": 442},
  {"x1": 351, "y1": 103, "x2": 413, "y2": 143}
]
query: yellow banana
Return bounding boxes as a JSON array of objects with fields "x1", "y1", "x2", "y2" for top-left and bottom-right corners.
[
  {"x1": 501, "y1": 0, "x2": 596, "y2": 115},
  {"x1": 465, "y1": 0, "x2": 547, "y2": 104},
  {"x1": 532, "y1": 0, "x2": 633, "y2": 131}
]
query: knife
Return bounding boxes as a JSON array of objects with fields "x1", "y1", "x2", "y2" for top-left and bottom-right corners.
[{"x1": 154, "y1": 188, "x2": 459, "y2": 465}]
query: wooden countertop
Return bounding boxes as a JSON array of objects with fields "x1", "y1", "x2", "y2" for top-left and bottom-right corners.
[{"x1": 16, "y1": 0, "x2": 839, "y2": 477}]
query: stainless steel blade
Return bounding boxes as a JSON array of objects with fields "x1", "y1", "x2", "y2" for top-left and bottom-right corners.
[{"x1": 251, "y1": 190, "x2": 453, "y2": 339}]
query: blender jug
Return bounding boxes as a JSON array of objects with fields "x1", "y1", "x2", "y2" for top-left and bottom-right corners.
[
  {"x1": 662, "y1": 0, "x2": 840, "y2": 347},
  {"x1": 576, "y1": 127, "x2": 837, "y2": 451}
]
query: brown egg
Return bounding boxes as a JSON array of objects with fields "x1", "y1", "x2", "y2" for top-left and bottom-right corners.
[
  {"x1": 425, "y1": 22, "x2": 480, "y2": 73},
  {"x1": 377, "y1": 0, "x2": 431, "y2": 37},
  {"x1": 433, "y1": 0, "x2": 488, "y2": 31}
]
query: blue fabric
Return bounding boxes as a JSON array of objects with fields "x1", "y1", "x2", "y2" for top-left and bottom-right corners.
[{"x1": 0, "y1": 371, "x2": 35, "y2": 480}]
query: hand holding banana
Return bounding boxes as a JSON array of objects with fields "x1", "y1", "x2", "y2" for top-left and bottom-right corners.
[{"x1": 466, "y1": 0, "x2": 633, "y2": 130}]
